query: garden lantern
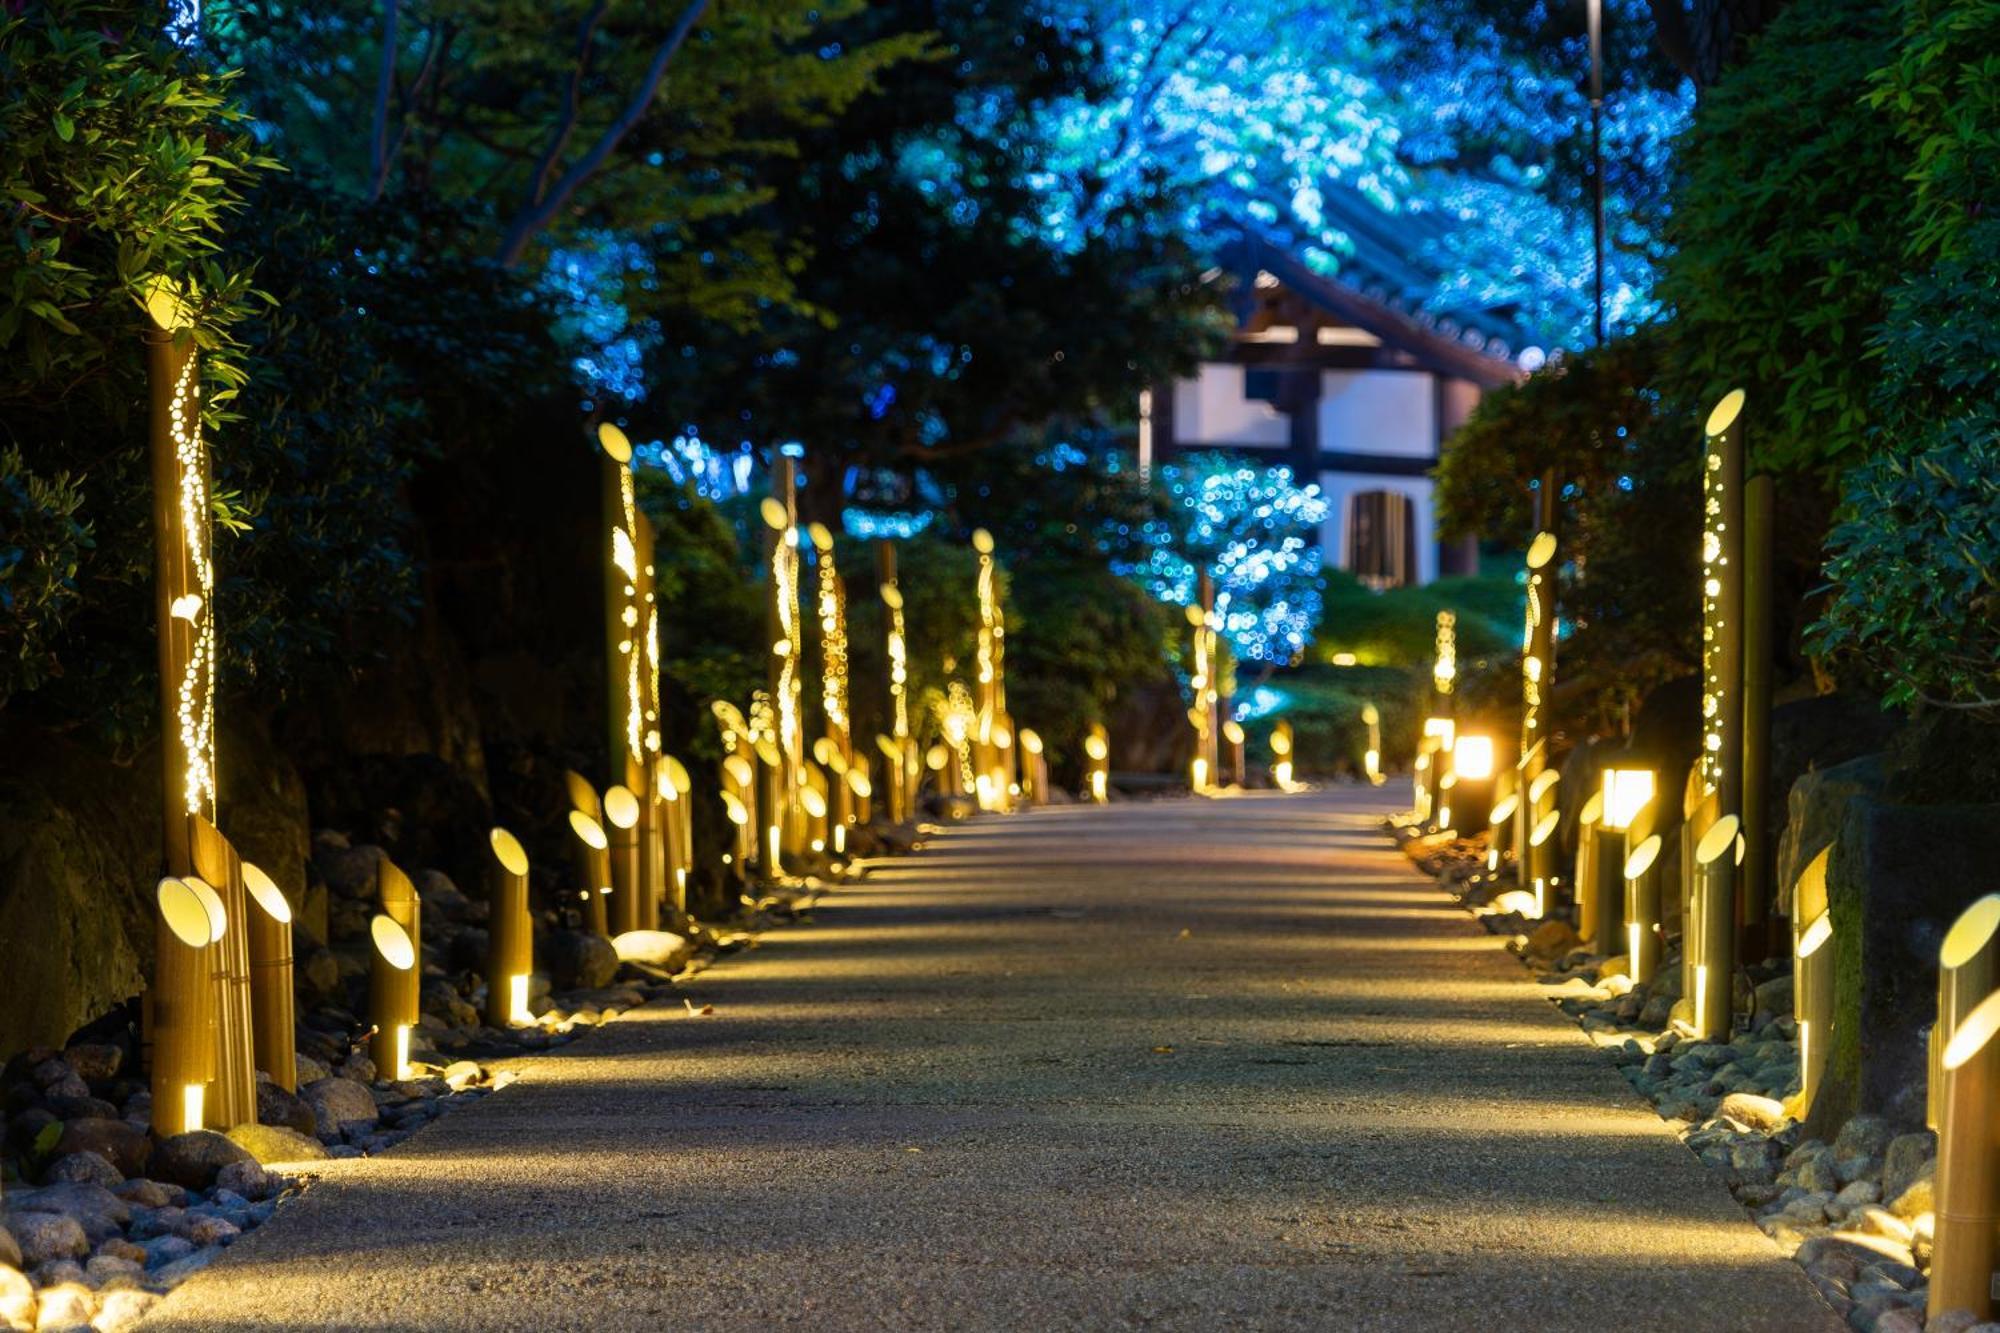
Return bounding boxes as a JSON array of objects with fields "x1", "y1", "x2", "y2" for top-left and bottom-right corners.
[
  {"x1": 1623, "y1": 833, "x2": 1665, "y2": 984},
  {"x1": 1794, "y1": 909, "x2": 1834, "y2": 1120},
  {"x1": 189, "y1": 817, "x2": 255, "y2": 1129},
  {"x1": 152, "y1": 876, "x2": 223, "y2": 1138},
  {"x1": 1222, "y1": 719, "x2": 1246, "y2": 789},
  {"x1": 568, "y1": 810, "x2": 612, "y2": 937},
  {"x1": 1933, "y1": 895, "x2": 2000, "y2": 1130},
  {"x1": 1270, "y1": 720, "x2": 1297, "y2": 791},
  {"x1": 1448, "y1": 733, "x2": 1496, "y2": 837},
  {"x1": 1931, "y1": 985, "x2": 2000, "y2": 1322},
  {"x1": 603, "y1": 784, "x2": 642, "y2": 934},
  {"x1": 1591, "y1": 766, "x2": 1655, "y2": 958},
  {"x1": 242, "y1": 861, "x2": 296, "y2": 1091},
  {"x1": 1573, "y1": 791, "x2": 1603, "y2": 943},
  {"x1": 368, "y1": 913, "x2": 419, "y2": 1082},
  {"x1": 1084, "y1": 723, "x2": 1111, "y2": 804},
  {"x1": 1019, "y1": 728, "x2": 1047, "y2": 805},
  {"x1": 1688, "y1": 810, "x2": 1741, "y2": 1041},
  {"x1": 1529, "y1": 810, "x2": 1562, "y2": 919},
  {"x1": 1362, "y1": 703, "x2": 1383, "y2": 786},
  {"x1": 485, "y1": 828, "x2": 534, "y2": 1028}
]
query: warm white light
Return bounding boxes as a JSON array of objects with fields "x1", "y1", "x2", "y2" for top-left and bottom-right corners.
[
  {"x1": 1452, "y1": 735, "x2": 1494, "y2": 780},
  {"x1": 183, "y1": 1083, "x2": 205, "y2": 1132},
  {"x1": 1422, "y1": 717, "x2": 1456, "y2": 746},
  {"x1": 509, "y1": 975, "x2": 532, "y2": 1026},
  {"x1": 1600, "y1": 768, "x2": 1656, "y2": 831}
]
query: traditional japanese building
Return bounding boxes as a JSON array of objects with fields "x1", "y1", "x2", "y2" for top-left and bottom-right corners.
[{"x1": 1146, "y1": 207, "x2": 1532, "y2": 588}]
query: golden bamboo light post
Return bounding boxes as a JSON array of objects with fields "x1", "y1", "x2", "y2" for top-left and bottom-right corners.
[
  {"x1": 1361, "y1": 703, "x2": 1384, "y2": 786},
  {"x1": 711, "y1": 701, "x2": 759, "y2": 887},
  {"x1": 1788, "y1": 848, "x2": 1834, "y2": 1120},
  {"x1": 241, "y1": 862, "x2": 295, "y2": 1092},
  {"x1": 763, "y1": 458, "x2": 808, "y2": 864},
  {"x1": 1931, "y1": 983, "x2": 2000, "y2": 1321},
  {"x1": 1221, "y1": 720, "x2": 1246, "y2": 790},
  {"x1": 1622, "y1": 817, "x2": 1665, "y2": 984},
  {"x1": 1186, "y1": 574, "x2": 1221, "y2": 796},
  {"x1": 751, "y1": 692, "x2": 787, "y2": 876},
  {"x1": 1681, "y1": 388, "x2": 1749, "y2": 1038},
  {"x1": 659, "y1": 755, "x2": 694, "y2": 918},
  {"x1": 374, "y1": 859, "x2": 423, "y2": 1081},
  {"x1": 877, "y1": 540, "x2": 918, "y2": 825},
  {"x1": 151, "y1": 876, "x2": 223, "y2": 1137},
  {"x1": 810, "y1": 524, "x2": 855, "y2": 851},
  {"x1": 484, "y1": 827, "x2": 534, "y2": 1028},
  {"x1": 1433, "y1": 609, "x2": 1457, "y2": 710},
  {"x1": 1528, "y1": 809, "x2": 1561, "y2": 919},
  {"x1": 1514, "y1": 487, "x2": 1561, "y2": 863},
  {"x1": 1018, "y1": 728, "x2": 1048, "y2": 805},
  {"x1": 603, "y1": 784, "x2": 642, "y2": 934},
  {"x1": 1084, "y1": 722, "x2": 1111, "y2": 804},
  {"x1": 1572, "y1": 790, "x2": 1603, "y2": 942},
  {"x1": 1446, "y1": 734, "x2": 1496, "y2": 838},
  {"x1": 972, "y1": 527, "x2": 1014, "y2": 812}
]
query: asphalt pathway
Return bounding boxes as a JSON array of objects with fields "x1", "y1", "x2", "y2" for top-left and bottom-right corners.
[{"x1": 145, "y1": 788, "x2": 1837, "y2": 1331}]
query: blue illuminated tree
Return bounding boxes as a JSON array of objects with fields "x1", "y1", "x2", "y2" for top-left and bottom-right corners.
[{"x1": 1124, "y1": 453, "x2": 1330, "y2": 666}]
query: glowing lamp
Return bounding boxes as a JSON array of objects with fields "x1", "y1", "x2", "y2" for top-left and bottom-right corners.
[
  {"x1": 1687, "y1": 813, "x2": 1741, "y2": 1040},
  {"x1": 1933, "y1": 895, "x2": 2000, "y2": 1131},
  {"x1": 241, "y1": 861, "x2": 297, "y2": 1092},
  {"x1": 1599, "y1": 767, "x2": 1656, "y2": 832},
  {"x1": 152, "y1": 876, "x2": 221, "y2": 1137},
  {"x1": 1622, "y1": 833, "x2": 1664, "y2": 984},
  {"x1": 1452, "y1": 735, "x2": 1494, "y2": 780},
  {"x1": 1792, "y1": 856, "x2": 1833, "y2": 1121},
  {"x1": 568, "y1": 810, "x2": 612, "y2": 937},
  {"x1": 1932, "y1": 984, "x2": 2000, "y2": 1321},
  {"x1": 485, "y1": 828, "x2": 534, "y2": 1028},
  {"x1": 369, "y1": 914, "x2": 418, "y2": 1081}
]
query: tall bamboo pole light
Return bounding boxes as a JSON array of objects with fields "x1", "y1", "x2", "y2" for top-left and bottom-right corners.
[
  {"x1": 1740, "y1": 473, "x2": 1777, "y2": 959},
  {"x1": 972, "y1": 528, "x2": 1013, "y2": 812},
  {"x1": 1433, "y1": 610, "x2": 1457, "y2": 713},
  {"x1": 1361, "y1": 703, "x2": 1384, "y2": 786},
  {"x1": 143, "y1": 277, "x2": 243, "y2": 1132},
  {"x1": 1221, "y1": 720, "x2": 1246, "y2": 789},
  {"x1": 710, "y1": 701, "x2": 758, "y2": 887},
  {"x1": 1573, "y1": 791, "x2": 1603, "y2": 943},
  {"x1": 485, "y1": 827, "x2": 534, "y2": 1028},
  {"x1": 1017, "y1": 729, "x2": 1048, "y2": 805},
  {"x1": 1270, "y1": 720, "x2": 1298, "y2": 792},
  {"x1": 1528, "y1": 809, "x2": 1561, "y2": 919},
  {"x1": 658, "y1": 754, "x2": 694, "y2": 917},
  {"x1": 1187, "y1": 573, "x2": 1221, "y2": 795},
  {"x1": 763, "y1": 459, "x2": 808, "y2": 861},
  {"x1": 750, "y1": 691, "x2": 787, "y2": 876},
  {"x1": 1684, "y1": 389, "x2": 1747, "y2": 1038},
  {"x1": 1594, "y1": 767, "x2": 1655, "y2": 957},
  {"x1": 241, "y1": 861, "x2": 295, "y2": 1092},
  {"x1": 1514, "y1": 477, "x2": 1561, "y2": 871},
  {"x1": 810, "y1": 524, "x2": 855, "y2": 850},
  {"x1": 877, "y1": 540, "x2": 915, "y2": 824}
]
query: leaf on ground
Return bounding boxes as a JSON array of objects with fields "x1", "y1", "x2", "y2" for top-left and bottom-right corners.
[
  {"x1": 684, "y1": 999, "x2": 716, "y2": 1016},
  {"x1": 1152, "y1": 1045, "x2": 1175, "y2": 1054}
]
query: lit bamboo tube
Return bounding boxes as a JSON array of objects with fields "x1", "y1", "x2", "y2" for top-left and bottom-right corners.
[
  {"x1": 241, "y1": 862, "x2": 295, "y2": 1091},
  {"x1": 1529, "y1": 810, "x2": 1561, "y2": 919},
  {"x1": 1689, "y1": 813, "x2": 1741, "y2": 1041},
  {"x1": 1222, "y1": 720, "x2": 1246, "y2": 790},
  {"x1": 152, "y1": 876, "x2": 222, "y2": 1138},
  {"x1": 993, "y1": 717, "x2": 1017, "y2": 811},
  {"x1": 1573, "y1": 792, "x2": 1602, "y2": 943},
  {"x1": 1741, "y1": 472, "x2": 1775, "y2": 961},
  {"x1": 723, "y1": 752, "x2": 756, "y2": 880},
  {"x1": 816, "y1": 738, "x2": 851, "y2": 854},
  {"x1": 1018, "y1": 729, "x2": 1045, "y2": 805},
  {"x1": 803, "y1": 765, "x2": 830, "y2": 854},
  {"x1": 904, "y1": 736, "x2": 923, "y2": 815},
  {"x1": 1516, "y1": 511, "x2": 1561, "y2": 865},
  {"x1": 368, "y1": 914, "x2": 418, "y2": 1082},
  {"x1": 1794, "y1": 908, "x2": 1834, "y2": 1118},
  {"x1": 850, "y1": 757, "x2": 873, "y2": 825},
  {"x1": 564, "y1": 768, "x2": 602, "y2": 821},
  {"x1": 638, "y1": 760, "x2": 665, "y2": 933},
  {"x1": 928, "y1": 742, "x2": 953, "y2": 799},
  {"x1": 1085, "y1": 724, "x2": 1110, "y2": 804},
  {"x1": 721, "y1": 789, "x2": 752, "y2": 888},
  {"x1": 1930, "y1": 986, "x2": 2000, "y2": 1322},
  {"x1": 662, "y1": 755, "x2": 693, "y2": 917},
  {"x1": 1270, "y1": 720, "x2": 1295, "y2": 791},
  {"x1": 1680, "y1": 770, "x2": 1712, "y2": 1009},
  {"x1": 1526, "y1": 769, "x2": 1562, "y2": 899},
  {"x1": 569, "y1": 810, "x2": 611, "y2": 936},
  {"x1": 1933, "y1": 895, "x2": 2000, "y2": 1130},
  {"x1": 1362, "y1": 703, "x2": 1384, "y2": 786},
  {"x1": 756, "y1": 735, "x2": 785, "y2": 878},
  {"x1": 373, "y1": 859, "x2": 422, "y2": 1080},
  {"x1": 189, "y1": 817, "x2": 254, "y2": 1129},
  {"x1": 603, "y1": 784, "x2": 641, "y2": 934},
  {"x1": 484, "y1": 828, "x2": 533, "y2": 1028},
  {"x1": 1624, "y1": 834, "x2": 1665, "y2": 984},
  {"x1": 876, "y1": 735, "x2": 904, "y2": 824},
  {"x1": 1487, "y1": 790, "x2": 1519, "y2": 877},
  {"x1": 1596, "y1": 768, "x2": 1656, "y2": 959}
]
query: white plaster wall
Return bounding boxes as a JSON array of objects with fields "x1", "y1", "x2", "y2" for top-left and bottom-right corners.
[
  {"x1": 1316, "y1": 471, "x2": 1438, "y2": 587},
  {"x1": 1171, "y1": 363, "x2": 1290, "y2": 447},
  {"x1": 1318, "y1": 370, "x2": 1435, "y2": 458}
]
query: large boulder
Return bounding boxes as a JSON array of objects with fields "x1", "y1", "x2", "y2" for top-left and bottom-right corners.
[
  {"x1": 1807, "y1": 798, "x2": 2000, "y2": 1138},
  {"x1": 546, "y1": 930, "x2": 620, "y2": 990},
  {"x1": 1775, "y1": 753, "x2": 1886, "y2": 917},
  {"x1": 226, "y1": 1122, "x2": 330, "y2": 1165},
  {"x1": 300, "y1": 1077, "x2": 377, "y2": 1139},
  {"x1": 256, "y1": 1080, "x2": 318, "y2": 1137},
  {"x1": 54, "y1": 1119, "x2": 149, "y2": 1179}
]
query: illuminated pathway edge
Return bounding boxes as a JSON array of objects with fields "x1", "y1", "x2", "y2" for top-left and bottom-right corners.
[{"x1": 143, "y1": 789, "x2": 1837, "y2": 1331}]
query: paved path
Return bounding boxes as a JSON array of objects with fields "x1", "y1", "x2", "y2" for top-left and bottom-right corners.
[{"x1": 146, "y1": 789, "x2": 1836, "y2": 1331}]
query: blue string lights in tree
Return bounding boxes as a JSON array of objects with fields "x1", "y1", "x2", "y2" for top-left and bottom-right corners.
[{"x1": 1122, "y1": 453, "x2": 1329, "y2": 666}]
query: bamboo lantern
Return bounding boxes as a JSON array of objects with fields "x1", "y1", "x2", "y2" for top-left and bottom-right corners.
[
  {"x1": 1789, "y1": 845, "x2": 1835, "y2": 1120},
  {"x1": 1574, "y1": 792, "x2": 1603, "y2": 944},
  {"x1": 849, "y1": 756, "x2": 874, "y2": 825},
  {"x1": 152, "y1": 876, "x2": 222, "y2": 1138},
  {"x1": 802, "y1": 764, "x2": 830, "y2": 854},
  {"x1": 1698, "y1": 391, "x2": 1748, "y2": 943},
  {"x1": 1529, "y1": 810, "x2": 1561, "y2": 919},
  {"x1": 1085, "y1": 723, "x2": 1111, "y2": 804},
  {"x1": 878, "y1": 540, "x2": 913, "y2": 825},
  {"x1": 1679, "y1": 766, "x2": 1711, "y2": 1008},
  {"x1": 371, "y1": 860, "x2": 422, "y2": 1080},
  {"x1": 815, "y1": 737, "x2": 851, "y2": 855},
  {"x1": 1526, "y1": 768, "x2": 1561, "y2": 892},
  {"x1": 1018, "y1": 729, "x2": 1046, "y2": 806},
  {"x1": 241, "y1": 861, "x2": 296, "y2": 1092},
  {"x1": 1362, "y1": 703, "x2": 1384, "y2": 786},
  {"x1": 485, "y1": 828, "x2": 533, "y2": 1028},
  {"x1": 1623, "y1": 835, "x2": 1666, "y2": 984},
  {"x1": 1689, "y1": 811, "x2": 1741, "y2": 1041},
  {"x1": 972, "y1": 528, "x2": 1010, "y2": 811},
  {"x1": 1515, "y1": 508, "x2": 1561, "y2": 868},
  {"x1": 1930, "y1": 986, "x2": 2000, "y2": 1321},
  {"x1": 564, "y1": 768, "x2": 603, "y2": 822},
  {"x1": 763, "y1": 460, "x2": 807, "y2": 861},
  {"x1": 1933, "y1": 896, "x2": 2000, "y2": 1130},
  {"x1": 810, "y1": 524, "x2": 854, "y2": 846},
  {"x1": 1487, "y1": 788, "x2": 1520, "y2": 877},
  {"x1": 722, "y1": 752, "x2": 756, "y2": 885},
  {"x1": 661, "y1": 755, "x2": 693, "y2": 917},
  {"x1": 1270, "y1": 720, "x2": 1296, "y2": 792},
  {"x1": 1595, "y1": 767, "x2": 1656, "y2": 958},
  {"x1": 755, "y1": 730, "x2": 785, "y2": 877},
  {"x1": 189, "y1": 817, "x2": 255, "y2": 1129},
  {"x1": 569, "y1": 810, "x2": 612, "y2": 936},
  {"x1": 1221, "y1": 720, "x2": 1246, "y2": 790},
  {"x1": 603, "y1": 784, "x2": 642, "y2": 934}
]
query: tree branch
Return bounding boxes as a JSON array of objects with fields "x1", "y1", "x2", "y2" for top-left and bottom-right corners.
[
  {"x1": 367, "y1": 0, "x2": 401, "y2": 203},
  {"x1": 494, "y1": 0, "x2": 710, "y2": 268},
  {"x1": 529, "y1": 0, "x2": 612, "y2": 209}
]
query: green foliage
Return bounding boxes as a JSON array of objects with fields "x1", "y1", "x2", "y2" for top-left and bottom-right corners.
[
  {"x1": 1654, "y1": 0, "x2": 1903, "y2": 474},
  {"x1": 1259, "y1": 665, "x2": 1417, "y2": 776},
  {"x1": 1315, "y1": 570, "x2": 1519, "y2": 671},
  {"x1": 1812, "y1": 0, "x2": 2000, "y2": 714},
  {"x1": 0, "y1": 449, "x2": 91, "y2": 703}
]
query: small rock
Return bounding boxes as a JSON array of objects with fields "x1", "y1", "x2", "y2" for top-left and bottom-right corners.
[
  {"x1": 149, "y1": 1247, "x2": 220, "y2": 1284},
  {"x1": 140, "y1": 1236, "x2": 195, "y2": 1270},
  {"x1": 93, "y1": 1238, "x2": 146, "y2": 1266},
  {"x1": 84, "y1": 1253, "x2": 144, "y2": 1283},
  {"x1": 1927, "y1": 1311, "x2": 1983, "y2": 1333},
  {"x1": 110, "y1": 1179, "x2": 176, "y2": 1209},
  {"x1": 300, "y1": 1077, "x2": 378, "y2": 1139},
  {"x1": 5, "y1": 1213, "x2": 86, "y2": 1267},
  {"x1": 44, "y1": 1152, "x2": 123, "y2": 1191},
  {"x1": 1834, "y1": 1114, "x2": 1896, "y2": 1164},
  {"x1": 1889, "y1": 1163, "x2": 1934, "y2": 1220},
  {"x1": 29, "y1": 1282, "x2": 93, "y2": 1331},
  {"x1": 214, "y1": 1160, "x2": 271, "y2": 1200},
  {"x1": 1854, "y1": 1206, "x2": 1913, "y2": 1245},
  {"x1": 0, "y1": 1267, "x2": 31, "y2": 1329},
  {"x1": 440, "y1": 1061, "x2": 481, "y2": 1091},
  {"x1": 1719, "y1": 1092, "x2": 1787, "y2": 1133},
  {"x1": 59, "y1": 1045, "x2": 123, "y2": 1083},
  {"x1": 29, "y1": 1259, "x2": 85, "y2": 1289},
  {"x1": 255, "y1": 1081, "x2": 317, "y2": 1137},
  {"x1": 1880, "y1": 1132, "x2": 1934, "y2": 1203},
  {"x1": 293, "y1": 1052, "x2": 332, "y2": 1087},
  {"x1": 1835, "y1": 1179, "x2": 1881, "y2": 1211},
  {"x1": 182, "y1": 1214, "x2": 239, "y2": 1246},
  {"x1": 52, "y1": 1119, "x2": 149, "y2": 1179},
  {"x1": 547, "y1": 930, "x2": 620, "y2": 990},
  {"x1": 93, "y1": 1290, "x2": 158, "y2": 1333},
  {"x1": 148, "y1": 1130, "x2": 256, "y2": 1191},
  {"x1": 1871, "y1": 1308, "x2": 1923, "y2": 1333},
  {"x1": 1752, "y1": 975, "x2": 1794, "y2": 1029}
]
